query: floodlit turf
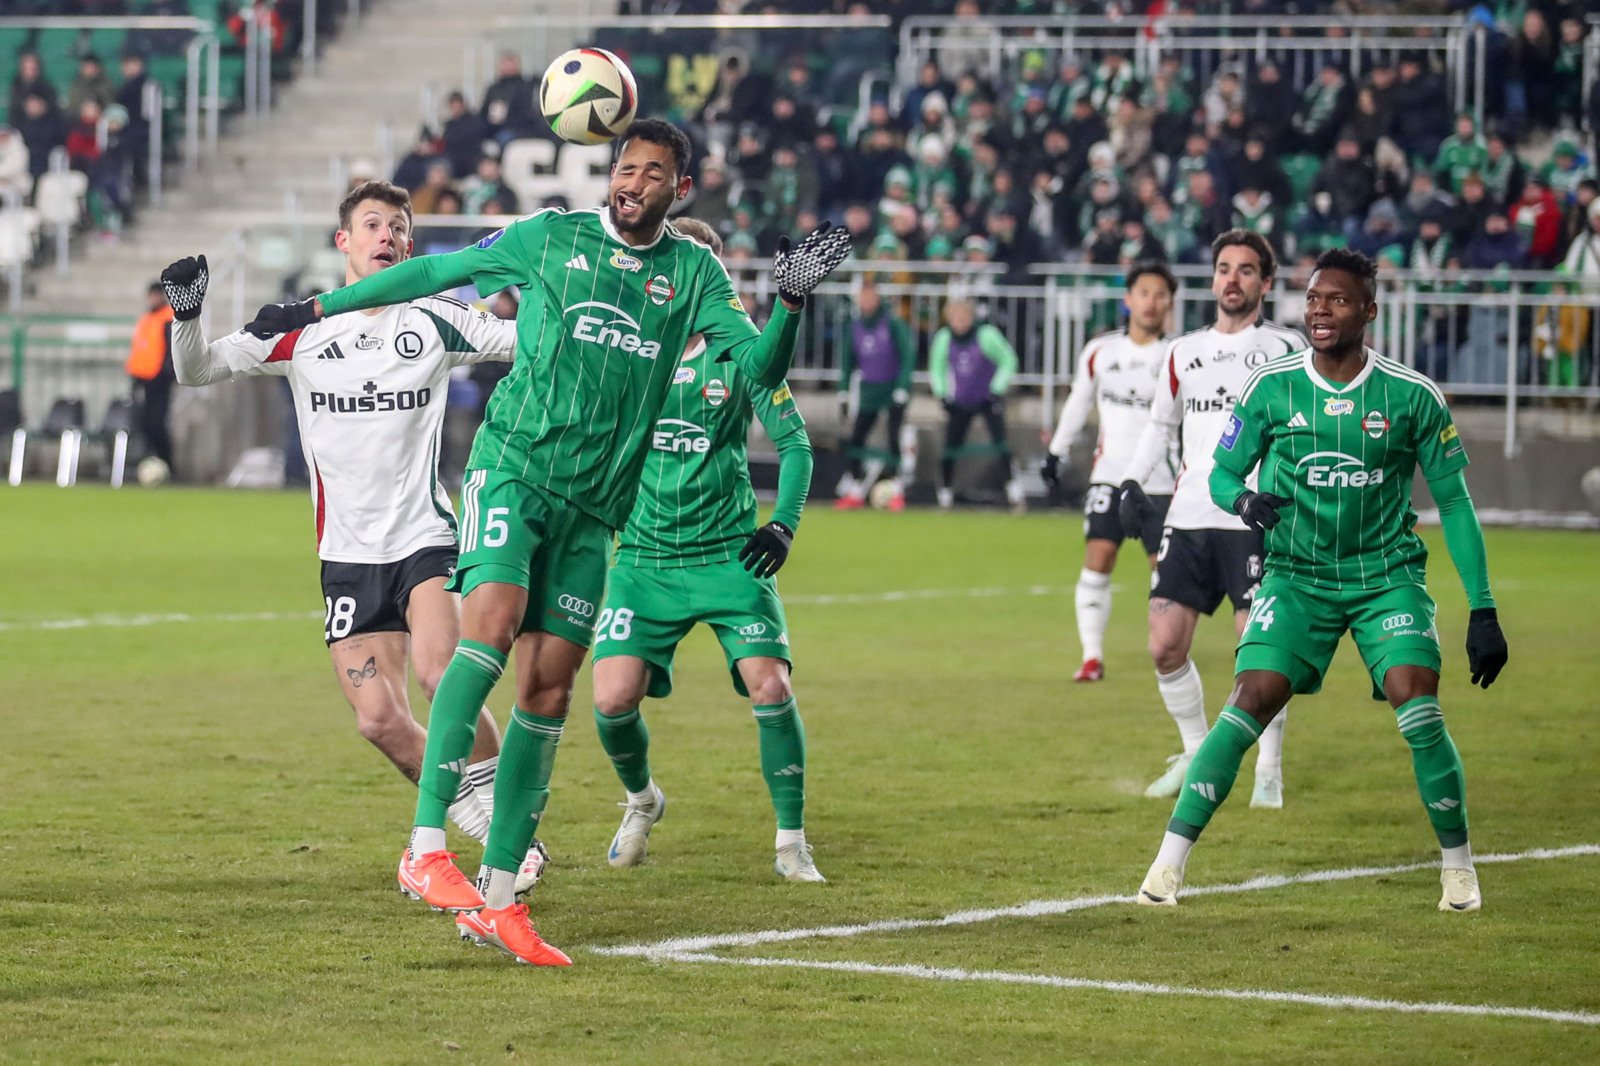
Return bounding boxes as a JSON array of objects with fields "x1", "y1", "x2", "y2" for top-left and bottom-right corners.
[{"x1": 3, "y1": 484, "x2": 1598, "y2": 1063}]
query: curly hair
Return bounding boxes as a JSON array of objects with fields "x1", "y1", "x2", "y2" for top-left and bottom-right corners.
[{"x1": 1313, "y1": 247, "x2": 1378, "y2": 302}]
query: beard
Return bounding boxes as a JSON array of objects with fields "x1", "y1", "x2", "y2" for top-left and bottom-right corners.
[{"x1": 609, "y1": 193, "x2": 670, "y2": 236}]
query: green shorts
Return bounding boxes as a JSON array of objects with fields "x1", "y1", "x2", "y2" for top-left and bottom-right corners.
[
  {"x1": 1235, "y1": 574, "x2": 1442, "y2": 699},
  {"x1": 590, "y1": 559, "x2": 792, "y2": 699},
  {"x1": 449, "y1": 469, "x2": 611, "y2": 647}
]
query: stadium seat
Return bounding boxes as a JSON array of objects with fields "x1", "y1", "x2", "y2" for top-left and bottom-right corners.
[
  {"x1": 35, "y1": 170, "x2": 88, "y2": 232},
  {"x1": 42, "y1": 396, "x2": 86, "y2": 488},
  {"x1": 0, "y1": 207, "x2": 39, "y2": 270},
  {"x1": 0, "y1": 388, "x2": 23, "y2": 487},
  {"x1": 99, "y1": 396, "x2": 134, "y2": 488}
]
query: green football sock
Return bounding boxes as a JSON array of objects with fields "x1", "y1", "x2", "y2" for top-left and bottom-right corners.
[
  {"x1": 415, "y1": 640, "x2": 505, "y2": 829},
  {"x1": 1395, "y1": 697, "x2": 1468, "y2": 848},
  {"x1": 594, "y1": 706, "x2": 652, "y2": 794},
  {"x1": 483, "y1": 709, "x2": 564, "y2": 872},
  {"x1": 754, "y1": 697, "x2": 806, "y2": 831},
  {"x1": 1168, "y1": 705, "x2": 1263, "y2": 840}
]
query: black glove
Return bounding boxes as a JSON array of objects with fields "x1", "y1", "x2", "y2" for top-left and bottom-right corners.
[
  {"x1": 1233, "y1": 489, "x2": 1291, "y2": 533},
  {"x1": 1118, "y1": 479, "x2": 1150, "y2": 540},
  {"x1": 738, "y1": 521, "x2": 794, "y2": 579},
  {"x1": 1041, "y1": 454, "x2": 1061, "y2": 487},
  {"x1": 160, "y1": 254, "x2": 208, "y2": 321},
  {"x1": 244, "y1": 298, "x2": 320, "y2": 339},
  {"x1": 1465, "y1": 607, "x2": 1507, "y2": 689},
  {"x1": 772, "y1": 221, "x2": 852, "y2": 305}
]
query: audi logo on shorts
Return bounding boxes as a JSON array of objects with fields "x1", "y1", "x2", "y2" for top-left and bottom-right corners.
[
  {"x1": 1382, "y1": 613, "x2": 1415, "y2": 631},
  {"x1": 737, "y1": 622, "x2": 767, "y2": 637},
  {"x1": 558, "y1": 595, "x2": 595, "y2": 617}
]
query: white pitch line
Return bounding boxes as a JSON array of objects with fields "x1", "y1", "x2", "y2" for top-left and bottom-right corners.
[
  {"x1": 594, "y1": 843, "x2": 1600, "y2": 958},
  {"x1": 0, "y1": 585, "x2": 1076, "y2": 634},
  {"x1": 655, "y1": 952, "x2": 1600, "y2": 1027},
  {"x1": 0, "y1": 609, "x2": 321, "y2": 633}
]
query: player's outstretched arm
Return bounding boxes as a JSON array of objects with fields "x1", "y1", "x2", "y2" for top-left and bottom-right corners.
[
  {"x1": 1429, "y1": 470, "x2": 1506, "y2": 688},
  {"x1": 163, "y1": 255, "x2": 287, "y2": 386}
]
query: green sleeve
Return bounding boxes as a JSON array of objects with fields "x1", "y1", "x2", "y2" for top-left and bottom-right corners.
[
  {"x1": 1209, "y1": 398, "x2": 1268, "y2": 513},
  {"x1": 978, "y1": 325, "x2": 1018, "y2": 394},
  {"x1": 1413, "y1": 389, "x2": 1470, "y2": 481},
  {"x1": 749, "y1": 377, "x2": 811, "y2": 532},
  {"x1": 694, "y1": 251, "x2": 797, "y2": 389},
  {"x1": 1429, "y1": 470, "x2": 1495, "y2": 610},
  {"x1": 927, "y1": 329, "x2": 950, "y2": 399},
  {"x1": 837, "y1": 321, "x2": 855, "y2": 392},
  {"x1": 317, "y1": 219, "x2": 535, "y2": 315},
  {"x1": 891, "y1": 316, "x2": 916, "y2": 392}
]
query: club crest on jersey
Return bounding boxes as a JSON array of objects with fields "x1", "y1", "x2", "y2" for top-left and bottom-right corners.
[
  {"x1": 702, "y1": 379, "x2": 729, "y2": 406},
  {"x1": 1362, "y1": 411, "x2": 1390, "y2": 439},
  {"x1": 395, "y1": 331, "x2": 424, "y2": 359},
  {"x1": 646, "y1": 274, "x2": 676, "y2": 305},
  {"x1": 609, "y1": 249, "x2": 643, "y2": 273},
  {"x1": 1244, "y1": 349, "x2": 1270, "y2": 368},
  {"x1": 354, "y1": 333, "x2": 382, "y2": 350},
  {"x1": 673, "y1": 366, "x2": 696, "y2": 385},
  {"x1": 1323, "y1": 397, "x2": 1355, "y2": 416}
]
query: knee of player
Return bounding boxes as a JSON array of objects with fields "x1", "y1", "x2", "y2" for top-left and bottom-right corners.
[
  {"x1": 519, "y1": 681, "x2": 575, "y2": 720},
  {"x1": 353, "y1": 702, "x2": 408, "y2": 744},
  {"x1": 1148, "y1": 634, "x2": 1187, "y2": 672},
  {"x1": 1226, "y1": 671, "x2": 1292, "y2": 725},
  {"x1": 415, "y1": 664, "x2": 445, "y2": 701},
  {"x1": 746, "y1": 670, "x2": 793, "y2": 708},
  {"x1": 594, "y1": 688, "x2": 642, "y2": 717}
]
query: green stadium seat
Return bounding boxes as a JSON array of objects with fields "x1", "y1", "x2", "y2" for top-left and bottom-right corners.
[{"x1": 1282, "y1": 153, "x2": 1321, "y2": 204}]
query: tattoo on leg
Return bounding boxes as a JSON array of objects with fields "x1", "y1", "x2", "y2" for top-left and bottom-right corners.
[{"x1": 347, "y1": 656, "x2": 378, "y2": 687}]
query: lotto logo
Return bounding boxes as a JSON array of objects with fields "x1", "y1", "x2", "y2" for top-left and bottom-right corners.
[{"x1": 557, "y1": 594, "x2": 594, "y2": 617}]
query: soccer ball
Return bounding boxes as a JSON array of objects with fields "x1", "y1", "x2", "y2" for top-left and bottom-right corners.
[
  {"x1": 539, "y1": 47, "x2": 637, "y2": 146},
  {"x1": 136, "y1": 456, "x2": 170, "y2": 486},
  {"x1": 1581, "y1": 466, "x2": 1600, "y2": 514},
  {"x1": 867, "y1": 479, "x2": 901, "y2": 510}
]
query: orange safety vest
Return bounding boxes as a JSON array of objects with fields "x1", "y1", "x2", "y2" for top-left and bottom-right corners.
[{"x1": 126, "y1": 305, "x2": 175, "y2": 380}]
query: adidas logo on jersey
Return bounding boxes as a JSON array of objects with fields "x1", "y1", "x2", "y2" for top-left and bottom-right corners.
[
  {"x1": 566, "y1": 254, "x2": 591, "y2": 272},
  {"x1": 1184, "y1": 357, "x2": 1204, "y2": 371},
  {"x1": 1287, "y1": 411, "x2": 1308, "y2": 429},
  {"x1": 316, "y1": 341, "x2": 346, "y2": 360}
]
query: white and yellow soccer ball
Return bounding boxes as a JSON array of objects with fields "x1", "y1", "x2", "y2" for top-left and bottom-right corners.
[
  {"x1": 136, "y1": 456, "x2": 170, "y2": 486},
  {"x1": 867, "y1": 479, "x2": 900, "y2": 510},
  {"x1": 539, "y1": 47, "x2": 638, "y2": 146}
]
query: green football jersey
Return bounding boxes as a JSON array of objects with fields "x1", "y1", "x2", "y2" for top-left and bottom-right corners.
[
  {"x1": 616, "y1": 341, "x2": 807, "y2": 568},
  {"x1": 317, "y1": 208, "x2": 796, "y2": 530},
  {"x1": 1213, "y1": 349, "x2": 1468, "y2": 591}
]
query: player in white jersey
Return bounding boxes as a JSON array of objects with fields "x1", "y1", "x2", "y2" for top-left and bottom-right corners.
[
  {"x1": 1119, "y1": 231, "x2": 1306, "y2": 807},
  {"x1": 161, "y1": 181, "x2": 546, "y2": 891},
  {"x1": 1043, "y1": 262, "x2": 1177, "y2": 682}
]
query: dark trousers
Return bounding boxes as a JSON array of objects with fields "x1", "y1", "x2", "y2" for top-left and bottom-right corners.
[
  {"x1": 941, "y1": 400, "x2": 1010, "y2": 487},
  {"x1": 131, "y1": 374, "x2": 173, "y2": 466},
  {"x1": 846, "y1": 402, "x2": 905, "y2": 480}
]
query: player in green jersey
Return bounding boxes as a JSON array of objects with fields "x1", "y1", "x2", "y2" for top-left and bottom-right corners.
[
  {"x1": 245, "y1": 120, "x2": 851, "y2": 966},
  {"x1": 587, "y1": 218, "x2": 822, "y2": 883},
  {"x1": 1136, "y1": 249, "x2": 1509, "y2": 913}
]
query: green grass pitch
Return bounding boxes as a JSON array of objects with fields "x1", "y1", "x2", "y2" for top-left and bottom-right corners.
[{"x1": 3, "y1": 484, "x2": 1598, "y2": 1063}]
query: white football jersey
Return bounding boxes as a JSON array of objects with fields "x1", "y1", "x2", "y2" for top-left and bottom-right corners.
[
  {"x1": 1128, "y1": 319, "x2": 1306, "y2": 530},
  {"x1": 1048, "y1": 330, "x2": 1175, "y2": 492},
  {"x1": 172, "y1": 296, "x2": 515, "y2": 563}
]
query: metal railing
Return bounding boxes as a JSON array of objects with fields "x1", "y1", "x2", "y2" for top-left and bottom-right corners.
[{"x1": 897, "y1": 14, "x2": 1490, "y2": 125}]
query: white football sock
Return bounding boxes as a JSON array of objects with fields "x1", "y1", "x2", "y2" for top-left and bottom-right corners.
[
  {"x1": 477, "y1": 865, "x2": 517, "y2": 909},
  {"x1": 1157, "y1": 659, "x2": 1209, "y2": 755},
  {"x1": 1441, "y1": 842, "x2": 1473, "y2": 870},
  {"x1": 1154, "y1": 830, "x2": 1195, "y2": 872},
  {"x1": 409, "y1": 825, "x2": 447, "y2": 859},
  {"x1": 1074, "y1": 568, "x2": 1112, "y2": 661},
  {"x1": 447, "y1": 777, "x2": 490, "y2": 844},
  {"x1": 1254, "y1": 707, "x2": 1287, "y2": 779},
  {"x1": 626, "y1": 781, "x2": 657, "y2": 807},
  {"x1": 775, "y1": 828, "x2": 806, "y2": 849},
  {"x1": 466, "y1": 753, "x2": 498, "y2": 820}
]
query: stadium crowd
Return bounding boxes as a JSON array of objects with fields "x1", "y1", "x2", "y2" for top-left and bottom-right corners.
[{"x1": 384, "y1": 1, "x2": 1597, "y2": 389}]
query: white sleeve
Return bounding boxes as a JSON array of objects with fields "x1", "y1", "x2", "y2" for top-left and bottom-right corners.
[
  {"x1": 420, "y1": 297, "x2": 518, "y2": 367},
  {"x1": 1048, "y1": 341, "x2": 1099, "y2": 458},
  {"x1": 171, "y1": 318, "x2": 288, "y2": 385},
  {"x1": 1123, "y1": 344, "x2": 1182, "y2": 487}
]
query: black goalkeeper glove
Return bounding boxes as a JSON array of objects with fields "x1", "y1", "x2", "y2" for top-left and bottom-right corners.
[
  {"x1": 739, "y1": 521, "x2": 794, "y2": 579},
  {"x1": 1233, "y1": 489, "x2": 1291, "y2": 533},
  {"x1": 1465, "y1": 607, "x2": 1507, "y2": 689},
  {"x1": 772, "y1": 221, "x2": 852, "y2": 306},
  {"x1": 1117, "y1": 479, "x2": 1151, "y2": 540},
  {"x1": 1041, "y1": 454, "x2": 1061, "y2": 487},
  {"x1": 244, "y1": 298, "x2": 320, "y2": 339},
  {"x1": 160, "y1": 254, "x2": 208, "y2": 321}
]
